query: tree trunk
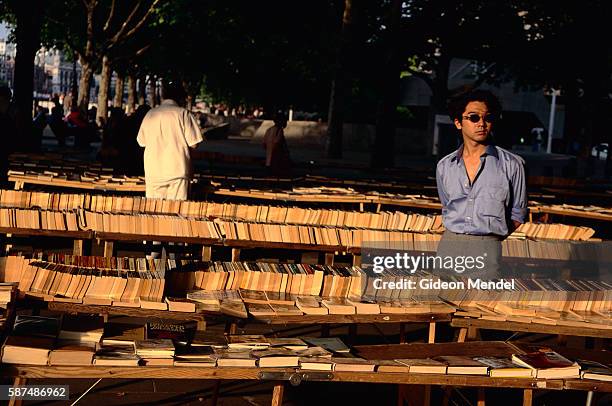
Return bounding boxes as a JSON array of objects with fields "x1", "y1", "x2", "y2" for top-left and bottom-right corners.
[
  {"x1": 127, "y1": 74, "x2": 137, "y2": 114},
  {"x1": 325, "y1": 0, "x2": 354, "y2": 159},
  {"x1": 427, "y1": 55, "x2": 451, "y2": 159},
  {"x1": 77, "y1": 59, "x2": 94, "y2": 113},
  {"x1": 114, "y1": 71, "x2": 125, "y2": 108},
  {"x1": 96, "y1": 55, "x2": 112, "y2": 124},
  {"x1": 13, "y1": 0, "x2": 43, "y2": 150},
  {"x1": 371, "y1": 0, "x2": 402, "y2": 168},
  {"x1": 138, "y1": 74, "x2": 147, "y2": 105},
  {"x1": 71, "y1": 56, "x2": 79, "y2": 110},
  {"x1": 78, "y1": 0, "x2": 97, "y2": 113}
]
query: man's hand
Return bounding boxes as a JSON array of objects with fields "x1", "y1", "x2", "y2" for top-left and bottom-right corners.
[{"x1": 511, "y1": 220, "x2": 522, "y2": 233}]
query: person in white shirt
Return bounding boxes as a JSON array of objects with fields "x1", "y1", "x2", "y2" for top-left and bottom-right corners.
[{"x1": 137, "y1": 82, "x2": 203, "y2": 201}]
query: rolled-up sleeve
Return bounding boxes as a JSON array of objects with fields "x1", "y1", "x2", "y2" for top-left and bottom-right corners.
[
  {"x1": 510, "y1": 160, "x2": 527, "y2": 223},
  {"x1": 184, "y1": 111, "x2": 204, "y2": 148},
  {"x1": 436, "y1": 161, "x2": 449, "y2": 207}
]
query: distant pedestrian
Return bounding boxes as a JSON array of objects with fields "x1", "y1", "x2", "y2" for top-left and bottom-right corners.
[
  {"x1": 32, "y1": 105, "x2": 48, "y2": 146},
  {"x1": 49, "y1": 95, "x2": 66, "y2": 146},
  {"x1": 137, "y1": 82, "x2": 203, "y2": 200},
  {"x1": 263, "y1": 112, "x2": 291, "y2": 175}
]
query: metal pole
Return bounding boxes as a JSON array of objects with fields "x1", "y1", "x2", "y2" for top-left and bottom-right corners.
[{"x1": 547, "y1": 89, "x2": 558, "y2": 153}]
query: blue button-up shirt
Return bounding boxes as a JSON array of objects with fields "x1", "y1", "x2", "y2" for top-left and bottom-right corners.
[{"x1": 436, "y1": 144, "x2": 527, "y2": 237}]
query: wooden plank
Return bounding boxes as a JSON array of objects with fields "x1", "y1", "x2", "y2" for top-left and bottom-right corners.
[
  {"x1": 271, "y1": 382, "x2": 285, "y2": 406},
  {"x1": 8, "y1": 176, "x2": 145, "y2": 192},
  {"x1": 95, "y1": 232, "x2": 221, "y2": 245},
  {"x1": 563, "y1": 380, "x2": 612, "y2": 392},
  {"x1": 457, "y1": 328, "x2": 468, "y2": 343},
  {"x1": 257, "y1": 313, "x2": 452, "y2": 325},
  {"x1": 522, "y1": 389, "x2": 532, "y2": 406},
  {"x1": 0, "y1": 366, "x2": 566, "y2": 390},
  {"x1": 0, "y1": 227, "x2": 93, "y2": 239},
  {"x1": 8, "y1": 376, "x2": 27, "y2": 406},
  {"x1": 477, "y1": 388, "x2": 485, "y2": 406},
  {"x1": 451, "y1": 318, "x2": 612, "y2": 339},
  {"x1": 48, "y1": 302, "x2": 209, "y2": 321},
  {"x1": 224, "y1": 239, "x2": 347, "y2": 253}
]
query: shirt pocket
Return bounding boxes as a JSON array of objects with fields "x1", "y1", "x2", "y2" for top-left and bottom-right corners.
[{"x1": 480, "y1": 186, "x2": 508, "y2": 218}]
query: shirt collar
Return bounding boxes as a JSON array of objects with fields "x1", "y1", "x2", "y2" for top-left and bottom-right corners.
[
  {"x1": 451, "y1": 143, "x2": 498, "y2": 164},
  {"x1": 161, "y1": 99, "x2": 178, "y2": 106}
]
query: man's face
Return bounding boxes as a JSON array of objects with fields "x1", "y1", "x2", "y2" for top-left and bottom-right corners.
[{"x1": 454, "y1": 101, "x2": 494, "y2": 144}]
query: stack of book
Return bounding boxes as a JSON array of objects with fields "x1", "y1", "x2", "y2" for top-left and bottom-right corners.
[
  {"x1": 136, "y1": 339, "x2": 176, "y2": 366},
  {"x1": 1, "y1": 315, "x2": 60, "y2": 365}
]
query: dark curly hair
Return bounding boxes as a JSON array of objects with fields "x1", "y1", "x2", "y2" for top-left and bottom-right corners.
[{"x1": 447, "y1": 90, "x2": 502, "y2": 122}]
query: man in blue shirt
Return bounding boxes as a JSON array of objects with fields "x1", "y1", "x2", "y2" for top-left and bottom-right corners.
[{"x1": 436, "y1": 90, "x2": 527, "y2": 274}]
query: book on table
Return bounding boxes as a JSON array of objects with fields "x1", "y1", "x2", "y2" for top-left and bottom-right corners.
[
  {"x1": 101, "y1": 322, "x2": 145, "y2": 346},
  {"x1": 375, "y1": 360, "x2": 410, "y2": 373},
  {"x1": 472, "y1": 356, "x2": 534, "y2": 378},
  {"x1": 93, "y1": 343, "x2": 140, "y2": 366},
  {"x1": 48, "y1": 340, "x2": 96, "y2": 366},
  {"x1": 227, "y1": 334, "x2": 270, "y2": 351},
  {"x1": 165, "y1": 297, "x2": 196, "y2": 312},
  {"x1": 394, "y1": 358, "x2": 447, "y2": 374},
  {"x1": 213, "y1": 348, "x2": 257, "y2": 367},
  {"x1": 268, "y1": 337, "x2": 308, "y2": 351},
  {"x1": 58, "y1": 314, "x2": 104, "y2": 343},
  {"x1": 511, "y1": 351, "x2": 580, "y2": 379},
  {"x1": 253, "y1": 348, "x2": 300, "y2": 367},
  {"x1": 302, "y1": 337, "x2": 350, "y2": 354},
  {"x1": 433, "y1": 355, "x2": 490, "y2": 375},
  {"x1": 12, "y1": 315, "x2": 60, "y2": 338},
  {"x1": 295, "y1": 346, "x2": 332, "y2": 358},
  {"x1": 578, "y1": 360, "x2": 612, "y2": 382},
  {"x1": 134, "y1": 339, "x2": 175, "y2": 358},
  {"x1": 331, "y1": 355, "x2": 376, "y2": 372},
  {"x1": 299, "y1": 356, "x2": 334, "y2": 371},
  {"x1": 1, "y1": 335, "x2": 55, "y2": 365}
]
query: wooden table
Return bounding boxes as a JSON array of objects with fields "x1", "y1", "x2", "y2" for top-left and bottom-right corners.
[
  {"x1": 0, "y1": 365, "x2": 571, "y2": 406},
  {"x1": 451, "y1": 317, "x2": 612, "y2": 340},
  {"x1": 529, "y1": 206, "x2": 612, "y2": 222},
  {"x1": 9, "y1": 175, "x2": 146, "y2": 192}
]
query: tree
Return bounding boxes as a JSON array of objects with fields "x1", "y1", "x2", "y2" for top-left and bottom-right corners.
[
  {"x1": 325, "y1": 0, "x2": 355, "y2": 159},
  {"x1": 45, "y1": 0, "x2": 162, "y2": 114},
  {"x1": 371, "y1": 0, "x2": 402, "y2": 168},
  {"x1": 1, "y1": 0, "x2": 45, "y2": 149},
  {"x1": 399, "y1": 1, "x2": 528, "y2": 157}
]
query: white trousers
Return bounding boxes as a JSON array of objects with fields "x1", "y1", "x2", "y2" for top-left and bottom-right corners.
[{"x1": 145, "y1": 178, "x2": 189, "y2": 201}]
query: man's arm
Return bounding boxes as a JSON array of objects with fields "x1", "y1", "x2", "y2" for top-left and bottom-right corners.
[
  {"x1": 184, "y1": 110, "x2": 204, "y2": 149},
  {"x1": 509, "y1": 159, "x2": 527, "y2": 231},
  {"x1": 435, "y1": 162, "x2": 449, "y2": 207}
]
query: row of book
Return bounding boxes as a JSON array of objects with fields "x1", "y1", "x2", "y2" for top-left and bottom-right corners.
[
  {"x1": 2, "y1": 256, "x2": 610, "y2": 323},
  {"x1": 2, "y1": 315, "x2": 611, "y2": 382},
  {"x1": 0, "y1": 209, "x2": 599, "y2": 256},
  {"x1": 0, "y1": 190, "x2": 444, "y2": 233},
  {"x1": 513, "y1": 222, "x2": 596, "y2": 241}
]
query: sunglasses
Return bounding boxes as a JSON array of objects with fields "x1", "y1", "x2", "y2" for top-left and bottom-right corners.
[{"x1": 462, "y1": 113, "x2": 497, "y2": 123}]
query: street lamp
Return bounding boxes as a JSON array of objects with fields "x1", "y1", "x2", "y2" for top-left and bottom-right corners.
[{"x1": 546, "y1": 88, "x2": 561, "y2": 154}]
